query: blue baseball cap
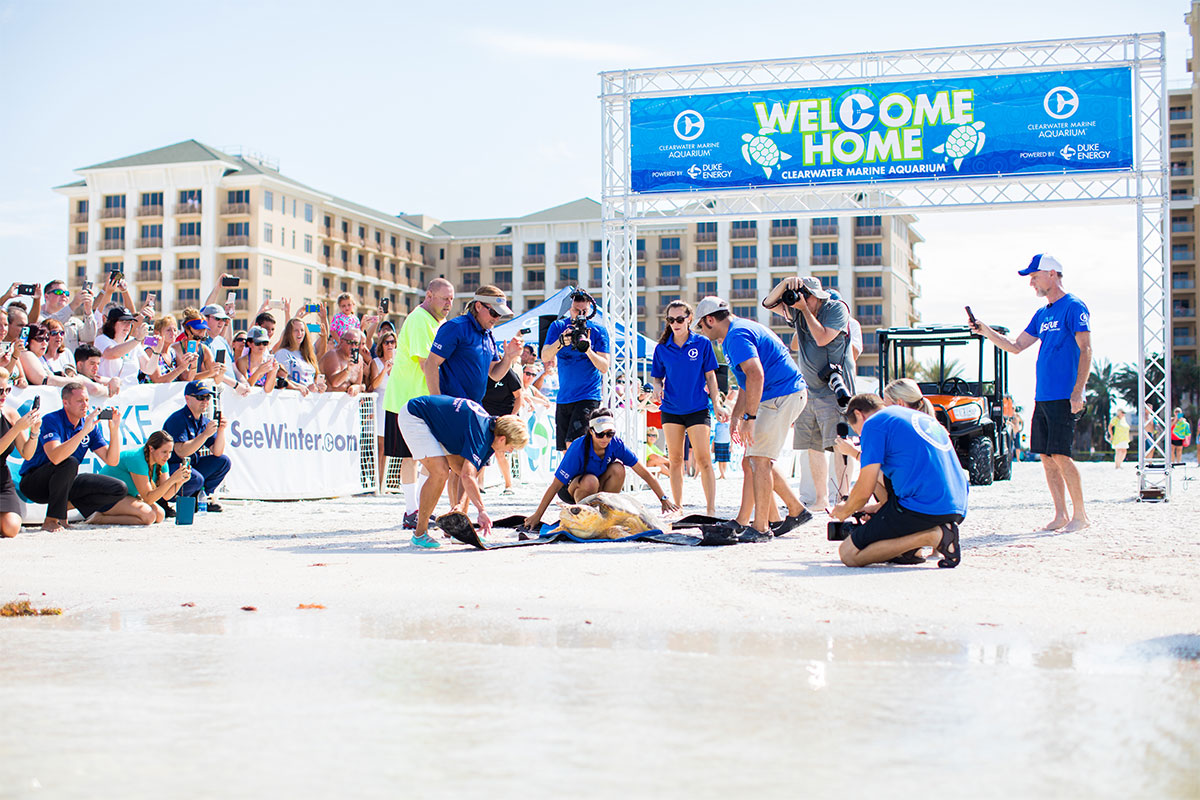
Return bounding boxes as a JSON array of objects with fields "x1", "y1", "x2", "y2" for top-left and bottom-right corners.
[
  {"x1": 184, "y1": 380, "x2": 213, "y2": 398},
  {"x1": 1018, "y1": 254, "x2": 1064, "y2": 276}
]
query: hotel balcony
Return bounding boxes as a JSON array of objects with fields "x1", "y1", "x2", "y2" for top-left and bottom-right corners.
[
  {"x1": 588, "y1": 251, "x2": 602, "y2": 263},
  {"x1": 176, "y1": 267, "x2": 201, "y2": 281},
  {"x1": 174, "y1": 202, "x2": 202, "y2": 216},
  {"x1": 221, "y1": 203, "x2": 251, "y2": 215},
  {"x1": 731, "y1": 258, "x2": 757, "y2": 269},
  {"x1": 136, "y1": 237, "x2": 163, "y2": 249},
  {"x1": 694, "y1": 261, "x2": 718, "y2": 272},
  {"x1": 136, "y1": 270, "x2": 162, "y2": 283},
  {"x1": 493, "y1": 281, "x2": 512, "y2": 292},
  {"x1": 70, "y1": 212, "x2": 89, "y2": 224},
  {"x1": 491, "y1": 255, "x2": 512, "y2": 266},
  {"x1": 731, "y1": 288, "x2": 758, "y2": 300},
  {"x1": 770, "y1": 225, "x2": 798, "y2": 238},
  {"x1": 175, "y1": 235, "x2": 202, "y2": 247},
  {"x1": 695, "y1": 231, "x2": 717, "y2": 243},
  {"x1": 811, "y1": 224, "x2": 838, "y2": 236},
  {"x1": 730, "y1": 228, "x2": 757, "y2": 239},
  {"x1": 458, "y1": 257, "x2": 481, "y2": 267},
  {"x1": 812, "y1": 255, "x2": 839, "y2": 265},
  {"x1": 856, "y1": 285, "x2": 883, "y2": 298},
  {"x1": 220, "y1": 235, "x2": 250, "y2": 247},
  {"x1": 554, "y1": 252, "x2": 578, "y2": 264},
  {"x1": 524, "y1": 254, "x2": 545, "y2": 265},
  {"x1": 69, "y1": 243, "x2": 88, "y2": 255},
  {"x1": 100, "y1": 207, "x2": 126, "y2": 219},
  {"x1": 524, "y1": 280, "x2": 545, "y2": 291},
  {"x1": 320, "y1": 254, "x2": 333, "y2": 267},
  {"x1": 227, "y1": 265, "x2": 250, "y2": 280},
  {"x1": 98, "y1": 239, "x2": 126, "y2": 251},
  {"x1": 770, "y1": 256, "x2": 798, "y2": 267},
  {"x1": 855, "y1": 225, "x2": 882, "y2": 236},
  {"x1": 657, "y1": 249, "x2": 681, "y2": 260},
  {"x1": 858, "y1": 314, "x2": 884, "y2": 326},
  {"x1": 137, "y1": 205, "x2": 164, "y2": 218}
]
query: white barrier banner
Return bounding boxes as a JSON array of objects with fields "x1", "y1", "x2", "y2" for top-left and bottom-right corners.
[{"x1": 220, "y1": 390, "x2": 365, "y2": 500}]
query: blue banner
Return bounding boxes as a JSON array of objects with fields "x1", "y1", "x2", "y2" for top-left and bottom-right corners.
[{"x1": 630, "y1": 67, "x2": 1133, "y2": 193}]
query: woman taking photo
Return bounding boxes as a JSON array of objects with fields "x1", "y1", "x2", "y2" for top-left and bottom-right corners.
[
  {"x1": 276, "y1": 317, "x2": 326, "y2": 395},
  {"x1": 41, "y1": 320, "x2": 73, "y2": 376},
  {"x1": 98, "y1": 430, "x2": 191, "y2": 525},
  {"x1": 0, "y1": 367, "x2": 41, "y2": 536},
  {"x1": 140, "y1": 315, "x2": 193, "y2": 384},
  {"x1": 235, "y1": 326, "x2": 282, "y2": 392},
  {"x1": 171, "y1": 311, "x2": 220, "y2": 383},
  {"x1": 367, "y1": 329, "x2": 396, "y2": 491},
  {"x1": 19, "y1": 324, "x2": 59, "y2": 386},
  {"x1": 523, "y1": 407, "x2": 679, "y2": 531},
  {"x1": 94, "y1": 307, "x2": 147, "y2": 385},
  {"x1": 649, "y1": 300, "x2": 726, "y2": 516}
]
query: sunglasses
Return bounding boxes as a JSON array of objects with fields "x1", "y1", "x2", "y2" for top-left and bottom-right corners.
[
  {"x1": 523, "y1": 372, "x2": 537, "y2": 377},
  {"x1": 0, "y1": 387, "x2": 11, "y2": 396},
  {"x1": 31, "y1": 336, "x2": 48, "y2": 342},
  {"x1": 252, "y1": 340, "x2": 268, "y2": 346},
  {"x1": 592, "y1": 430, "x2": 616, "y2": 438},
  {"x1": 48, "y1": 330, "x2": 64, "y2": 337},
  {"x1": 48, "y1": 289, "x2": 69, "y2": 297},
  {"x1": 483, "y1": 305, "x2": 502, "y2": 319},
  {"x1": 233, "y1": 338, "x2": 246, "y2": 344},
  {"x1": 665, "y1": 315, "x2": 689, "y2": 324}
]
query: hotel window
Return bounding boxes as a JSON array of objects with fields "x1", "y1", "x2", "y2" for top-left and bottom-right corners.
[
  {"x1": 179, "y1": 189, "x2": 201, "y2": 205},
  {"x1": 495, "y1": 243, "x2": 512, "y2": 258},
  {"x1": 263, "y1": 258, "x2": 272, "y2": 276},
  {"x1": 226, "y1": 258, "x2": 248, "y2": 272},
  {"x1": 731, "y1": 220, "x2": 757, "y2": 231},
  {"x1": 732, "y1": 245, "x2": 756, "y2": 260},
  {"x1": 227, "y1": 222, "x2": 249, "y2": 237},
  {"x1": 358, "y1": 226, "x2": 366, "y2": 239},
  {"x1": 856, "y1": 275, "x2": 882, "y2": 291},
  {"x1": 304, "y1": 268, "x2": 313, "y2": 285},
  {"x1": 263, "y1": 223, "x2": 273, "y2": 243},
  {"x1": 558, "y1": 241, "x2": 578, "y2": 256},
  {"x1": 697, "y1": 281, "x2": 717, "y2": 295},
  {"x1": 592, "y1": 266, "x2": 602, "y2": 283},
  {"x1": 819, "y1": 275, "x2": 839, "y2": 290},
  {"x1": 340, "y1": 250, "x2": 348, "y2": 263},
  {"x1": 358, "y1": 254, "x2": 365, "y2": 267},
  {"x1": 232, "y1": 319, "x2": 248, "y2": 333},
  {"x1": 660, "y1": 263, "x2": 680, "y2": 282},
  {"x1": 696, "y1": 221, "x2": 716, "y2": 235},
  {"x1": 178, "y1": 222, "x2": 201, "y2": 237},
  {"x1": 292, "y1": 199, "x2": 297, "y2": 217},
  {"x1": 264, "y1": 191, "x2": 274, "y2": 211},
  {"x1": 526, "y1": 242, "x2": 545, "y2": 257},
  {"x1": 227, "y1": 189, "x2": 249, "y2": 204},
  {"x1": 559, "y1": 267, "x2": 578, "y2": 283},
  {"x1": 696, "y1": 249, "x2": 717, "y2": 264},
  {"x1": 304, "y1": 203, "x2": 313, "y2": 222},
  {"x1": 103, "y1": 261, "x2": 124, "y2": 274},
  {"x1": 773, "y1": 243, "x2": 797, "y2": 258},
  {"x1": 140, "y1": 192, "x2": 163, "y2": 208},
  {"x1": 103, "y1": 194, "x2": 126, "y2": 210},
  {"x1": 178, "y1": 288, "x2": 200, "y2": 305},
  {"x1": 140, "y1": 224, "x2": 162, "y2": 239},
  {"x1": 77, "y1": 199, "x2": 89, "y2": 215},
  {"x1": 76, "y1": 230, "x2": 88, "y2": 246},
  {"x1": 812, "y1": 241, "x2": 838, "y2": 257},
  {"x1": 140, "y1": 259, "x2": 161, "y2": 276},
  {"x1": 291, "y1": 231, "x2": 296, "y2": 249},
  {"x1": 304, "y1": 234, "x2": 313, "y2": 254}
]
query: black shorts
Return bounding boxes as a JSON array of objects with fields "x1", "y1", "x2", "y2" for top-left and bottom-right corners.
[
  {"x1": 1029, "y1": 399, "x2": 1076, "y2": 457},
  {"x1": 556, "y1": 399, "x2": 600, "y2": 451},
  {"x1": 1171, "y1": 437, "x2": 1185, "y2": 447},
  {"x1": 850, "y1": 492, "x2": 964, "y2": 551},
  {"x1": 661, "y1": 409, "x2": 709, "y2": 428},
  {"x1": 383, "y1": 411, "x2": 412, "y2": 458}
]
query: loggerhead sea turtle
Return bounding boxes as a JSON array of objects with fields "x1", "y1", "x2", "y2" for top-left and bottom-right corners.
[
  {"x1": 932, "y1": 121, "x2": 986, "y2": 171},
  {"x1": 551, "y1": 492, "x2": 668, "y2": 540},
  {"x1": 741, "y1": 128, "x2": 791, "y2": 179}
]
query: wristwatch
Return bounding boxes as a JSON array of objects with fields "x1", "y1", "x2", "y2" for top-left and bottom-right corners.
[{"x1": 742, "y1": 413, "x2": 756, "y2": 420}]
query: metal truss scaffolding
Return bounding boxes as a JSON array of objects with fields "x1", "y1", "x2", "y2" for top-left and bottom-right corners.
[{"x1": 600, "y1": 33, "x2": 1171, "y2": 499}]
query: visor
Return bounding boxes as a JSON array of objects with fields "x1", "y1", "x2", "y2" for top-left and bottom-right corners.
[
  {"x1": 589, "y1": 415, "x2": 617, "y2": 434},
  {"x1": 185, "y1": 319, "x2": 209, "y2": 332},
  {"x1": 473, "y1": 294, "x2": 514, "y2": 318}
]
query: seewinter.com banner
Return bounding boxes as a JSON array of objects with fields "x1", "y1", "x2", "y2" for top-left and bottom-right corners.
[{"x1": 630, "y1": 66, "x2": 1133, "y2": 193}]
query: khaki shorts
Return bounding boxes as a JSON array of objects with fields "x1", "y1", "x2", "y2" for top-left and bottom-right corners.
[
  {"x1": 747, "y1": 389, "x2": 807, "y2": 460},
  {"x1": 793, "y1": 389, "x2": 842, "y2": 451}
]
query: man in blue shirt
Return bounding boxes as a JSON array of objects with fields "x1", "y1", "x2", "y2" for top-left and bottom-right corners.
[
  {"x1": 18, "y1": 381, "x2": 129, "y2": 531},
  {"x1": 694, "y1": 297, "x2": 811, "y2": 542},
  {"x1": 424, "y1": 285, "x2": 521, "y2": 403},
  {"x1": 541, "y1": 292, "x2": 611, "y2": 450},
  {"x1": 162, "y1": 380, "x2": 231, "y2": 511},
  {"x1": 523, "y1": 408, "x2": 678, "y2": 532},
  {"x1": 970, "y1": 254, "x2": 1092, "y2": 532},
  {"x1": 398, "y1": 394, "x2": 529, "y2": 548},
  {"x1": 831, "y1": 393, "x2": 967, "y2": 568}
]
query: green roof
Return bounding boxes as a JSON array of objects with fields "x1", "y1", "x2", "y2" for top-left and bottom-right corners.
[
  {"x1": 431, "y1": 218, "x2": 514, "y2": 238},
  {"x1": 515, "y1": 197, "x2": 600, "y2": 223},
  {"x1": 79, "y1": 139, "x2": 238, "y2": 171}
]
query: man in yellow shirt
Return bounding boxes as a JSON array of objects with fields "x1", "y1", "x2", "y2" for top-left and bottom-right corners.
[{"x1": 383, "y1": 278, "x2": 454, "y2": 527}]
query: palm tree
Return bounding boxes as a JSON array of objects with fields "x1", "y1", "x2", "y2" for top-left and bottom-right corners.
[{"x1": 1085, "y1": 358, "x2": 1117, "y2": 451}]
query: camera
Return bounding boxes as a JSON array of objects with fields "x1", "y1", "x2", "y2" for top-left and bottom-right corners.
[
  {"x1": 567, "y1": 317, "x2": 591, "y2": 352},
  {"x1": 827, "y1": 512, "x2": 864, "y2": 541},
  {"x1": 221, "y1": 275, "x2": 241, "y2": 287},
  {"x1": 380, "y1": 297, "x2": 389, "y2": 314},
  {"x1": 17, "y1": 284, "x2": 37, "y2": 296},
  {"x1": 819, "y1": 363, "x2": 852, "y2": 410},
  {"x1": 98, "y1": 408, "x2": 116, "y2": 421}
]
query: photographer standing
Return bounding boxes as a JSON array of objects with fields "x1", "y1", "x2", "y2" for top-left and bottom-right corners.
[
  {"x1": 763, "y1": 276, "x2": 855, "y2": 511},
  {"x1": 541, "y1": 291, "x2": 610, "y2": 451},
  {"x1": 831, "y1": 393, "x2": 966, "y2": 569}
]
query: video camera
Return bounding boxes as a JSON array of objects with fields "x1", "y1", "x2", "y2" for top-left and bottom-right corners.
[
  {"x1": 827, "y1": 512, "x2": 865, "y2": 541},
  {"x1": 563, "y1": 290, "x2": 597, "y2": 353},
  {"x1": 819, "y1": 363, "x2": 852, "y2": 409}
]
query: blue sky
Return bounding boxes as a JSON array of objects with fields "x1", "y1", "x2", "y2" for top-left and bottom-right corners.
[{"x1": 0, "y1": 0, "x2": 1189, "y2": 407}]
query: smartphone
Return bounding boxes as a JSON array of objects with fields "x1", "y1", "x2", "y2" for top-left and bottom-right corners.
[
  {"x1": 965, "y1": 305, "x2": 978, "y2": 326},
  {"x1": 269, "y1": 299, "x2": 285, "y2": 309},
  {"x1": 187, "y1": 341, "x2": 198, "y2": 355},
  {"x1": 82, "y1": 281, "x2": 93, "y2": 293},
  {"x1": 214, "y1": 410, "x2": 222, "y2": 424},
  {"x1": 226, "y1": 291, "x2": 236, "y2": 305},
  {"x1": 17, "y1": 284, "x2": 37, "y2": 296},
  {"x1": 350, "y1": 350, "x2": 360, "y2": 364},
  {"x1": 108, "y1": 272, "x2": 124, "y2": 283},
  {"x1": 380, "y1": 297, "x2": 389, "y2": 314},
  {"x1": 304, "y1": 303, "x2": 321, "y2": 314},
  {"x1": 30, "y1": 396, "x2": 40, "y2": 412},
  {"x1": 18, "y1": 327, "x2": 29, "y2": 347},
  {"x1": 143, "y1": 335, "x2": 160, "y2": 347},
  {"x1": 98, "y1": 408, "x2": 115, "y2": 421},
  {"x1": 221, "y1": 276, "x2": 241, "y2": 287},
  {"x1": 519, "y1": 327, "x2": 532, "y2": 335},
  {"x1": 215, "y1": 350, "x2": 227, "y2": 364},
  {"x1": 306, "y1": 323, "x2": 322, "y2": 334}
]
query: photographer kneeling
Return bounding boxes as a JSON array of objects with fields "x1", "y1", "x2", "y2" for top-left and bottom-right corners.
[{"x1": 830, "y1": 394, "x2": 967, "y2": 569}]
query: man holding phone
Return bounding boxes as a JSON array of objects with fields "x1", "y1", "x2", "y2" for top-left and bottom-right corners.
[
  {"x1": 163, "y1": 380, "x2": 231, "y2": 511},
  {"x1": 320, "y1": 328, "x2": 367, "y2": 395},
  {"x1": 17, "y1": 382, "x2": 128, "y2": 531}
]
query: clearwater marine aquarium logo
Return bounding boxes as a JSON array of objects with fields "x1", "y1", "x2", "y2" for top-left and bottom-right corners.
[
  {"x1": 912, "y1": 413, "x2": 953, "y2": 451},
  {"x1": 674, "y1": 110, "x2": 705, "y2": 141}
]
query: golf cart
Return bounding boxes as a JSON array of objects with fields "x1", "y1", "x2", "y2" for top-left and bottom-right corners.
[{"x1": 877, "y1": 324, "x2": 1017, "y2": 485}]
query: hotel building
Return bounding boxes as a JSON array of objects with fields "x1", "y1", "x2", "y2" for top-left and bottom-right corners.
[{"x1": 56, "y1": 139, "x2": 924, "y2": 379}]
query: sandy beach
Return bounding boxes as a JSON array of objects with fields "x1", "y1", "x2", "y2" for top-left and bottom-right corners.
[{"x1": 1, "y1": 459, "x2": 1198, "y2": 798}]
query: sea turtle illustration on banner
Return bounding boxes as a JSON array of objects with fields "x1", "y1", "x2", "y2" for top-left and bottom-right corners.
[
  {"x1": 741, "y1": 128, "x2": 791, "y2": 179},
  {"x1": 932, "y1": 122, "x2": 986, "y2": 170}
]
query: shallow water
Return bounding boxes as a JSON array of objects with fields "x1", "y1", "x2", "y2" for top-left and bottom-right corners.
[{"x1": 0, "y1": 611, "x2": 1197, "y2": 799}]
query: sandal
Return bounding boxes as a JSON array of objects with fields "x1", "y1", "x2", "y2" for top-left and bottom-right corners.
[
  {"x1": 887, "y1": 549, "x2": 926, "y2": 565},
  {"x1": 936, "y1": 523, "x2": 961, "y2": 568}
]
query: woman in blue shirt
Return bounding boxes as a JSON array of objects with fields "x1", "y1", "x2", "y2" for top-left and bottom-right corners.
[
  {"x1": 650, "y1": 301, "x2": 727, "y2": 516},
  {"x1": 523, "y1": 408, "x2": 679, "y2": 531},
  {"x1": 99, "y1": 430, "x2": 191, "y2": 524}
]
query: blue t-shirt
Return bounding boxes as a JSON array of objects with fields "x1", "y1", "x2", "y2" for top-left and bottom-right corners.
[
  {"x1": 162, "y1": 406, "x2": 215, "y2": 468},
  {"x1": 721, "y1": 318, "x2": 806, "y2": 402},
  {"x1": 714, "y1": 420, "x2": 731, "y2": 444},
  {"x1": 651, "y1": 333, "x2": 718, "y2": 415},
  {"x1": 19, "y1": 409, "x2": 109, "y2": 476},
  {"x1": 429, "y1": 314, "x2": 500, "y2": 403},
  {"x1": 545, "y1": 318, "x2": 610, "y2": 404},
  {"x1": 554, "y1": 433, "x2": 638, "y2": 485},
  {"x1": 860, "y1": 406, "x2": 969, "y2": 517},
  {"x1": 1023, "y1": 293, "x2": 1090, "y2": 402},
  {"x1": 407, "y1": 395, "x2": 496, "y2": 469}
]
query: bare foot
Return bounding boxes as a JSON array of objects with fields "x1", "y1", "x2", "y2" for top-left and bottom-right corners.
[
  {"x1": 1041, "y1": 516, "x2": 1069, "y2": 531},
  {"x1": 41, "y1": 519, "x2": 65, "y2": 532},
  {"x1": 1061, "y1": 517, "x2": 1091, "y2": 532}
]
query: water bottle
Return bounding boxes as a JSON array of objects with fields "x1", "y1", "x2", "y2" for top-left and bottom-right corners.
[{"x1": 197, "y1": 489, "x2": 208, "y2": 514}]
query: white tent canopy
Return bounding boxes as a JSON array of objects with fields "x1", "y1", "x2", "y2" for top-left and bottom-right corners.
[{"x1": 492, "y1": 287, "x2": 657, "y2": 359}]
